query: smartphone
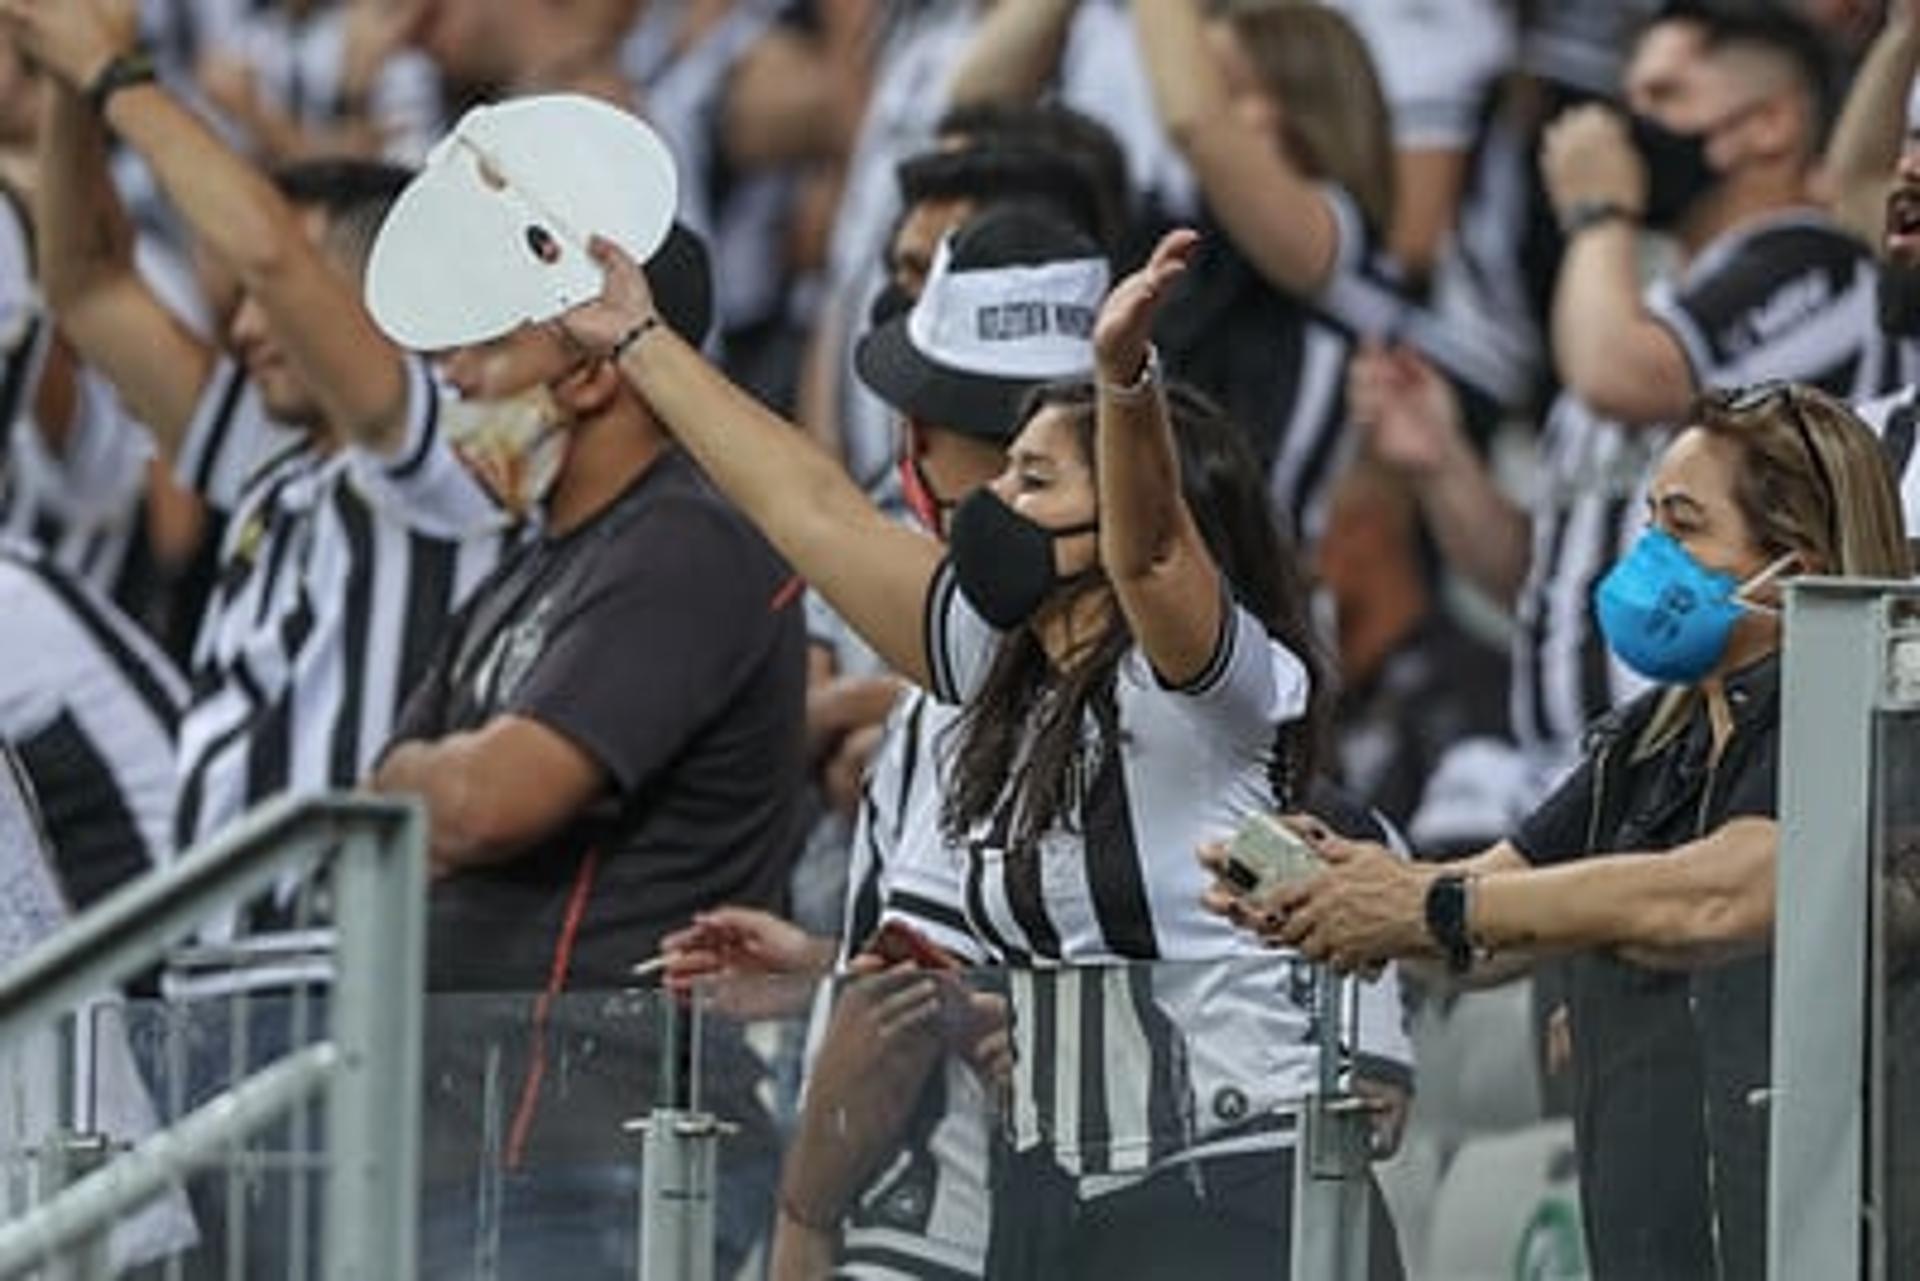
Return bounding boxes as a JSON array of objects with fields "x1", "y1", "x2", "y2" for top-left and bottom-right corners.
[
  {"x1": 1220, "y1": 813, "x2": 1323, "y2": 898},
  {"x1": 864, "y1": 919, "x2": 961, "y2": 972}
]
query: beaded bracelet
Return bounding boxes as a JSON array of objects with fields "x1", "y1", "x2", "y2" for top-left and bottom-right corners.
[{"x1": 610, "y1": 315, "x2": 662, "y2": 362}]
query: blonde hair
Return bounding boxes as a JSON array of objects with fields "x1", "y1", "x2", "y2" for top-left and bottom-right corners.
[
  {"x1": 1692, "y1": 384, "x2": 1914, "y2": 579},
  {"x1": 1217, "y1": 0, "x2": 1397, "y2": 236},
  {"x1": 1633, "y1": 385, "x2": 1911, "y2": 755}
]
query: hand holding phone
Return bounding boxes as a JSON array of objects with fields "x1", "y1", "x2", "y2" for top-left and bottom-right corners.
[{"x1": 1218, "y1": 812, "x2": 1324, "y2": 899}]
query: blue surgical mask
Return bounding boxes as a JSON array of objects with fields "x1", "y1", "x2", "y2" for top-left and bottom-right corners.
[{"x1": 1594, "y1": 528, "x2": 1793, "y2": 684}]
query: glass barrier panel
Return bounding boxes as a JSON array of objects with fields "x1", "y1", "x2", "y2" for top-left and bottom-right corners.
[
  {"x1": 1874, "y1": 701, "x2": 1920, "y2": 1279},
  {"x1": 0, "y1": 949, "x2": 1794, "y2": 1279}
]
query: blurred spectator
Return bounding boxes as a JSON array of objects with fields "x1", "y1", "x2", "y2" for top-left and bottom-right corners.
[
  {"x1": 0, "y1": 535, "x2": 184, "y2": 906},
  {"x1": 1379, "y1": 8, "x2": 1895, "y2": 847},
  {"x1": 1131, "y1": 0, "x2": 1505, "y2": 541},
  {"x1": 17, "y1": 3, "x2": 512, "y2": 869},
  {"x1": 194, "y1": 0, "x2": 444, "y2": 165},
  {"x1": 1318, "y1": 451, "x2": 1509, "y2": 834},
  {"x1": 1328, "y1": 0, "x2": 1518, "y2": 284}
]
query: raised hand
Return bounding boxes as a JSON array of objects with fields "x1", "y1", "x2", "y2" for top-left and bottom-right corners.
[
  {"x1": 0, "y1": 0, "x2": 137, "y2": 92},
  {"x1": 1093, "y1": 227, "x2": 1200, "y2": 386},
  {"x1": 1539, "y1": 103, "x2": 1647, "y2": 223},
  {"x1": 1347, "y1": 342, "x2": 1468, "y2": 479},
  {"x1": 559, "y1": 234, "x2": 663, "y2": 359}
]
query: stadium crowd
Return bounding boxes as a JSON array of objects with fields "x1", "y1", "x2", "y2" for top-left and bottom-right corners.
[{"x1": 2, "y1": 0, "x2": 1920, "y2": 1278}]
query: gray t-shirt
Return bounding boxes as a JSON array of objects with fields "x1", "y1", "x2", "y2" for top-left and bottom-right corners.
[{"x1": 395, "y1": 448, "x2": 810, "y2": 992}]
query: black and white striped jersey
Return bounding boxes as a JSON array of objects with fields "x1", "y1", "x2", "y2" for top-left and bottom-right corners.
[
  {"x1": 1156, "y1": 184, "x2": 1509, "y2": 541},
  {"x1": 1, "y1": 338, "x2": 157, "y2": 598},
  {"x1": 1849, "y1": 384, "x2": 1920, "y2": 538},
  {"x1": 0, "y1": 538, "x2": 185, "y2": 904},
  {"x1": 1520, "y1": 0, "x2": 1664, "y2": 98},
  {"x1": 213, "y1": 3, "x2": 444, "y2": 164},
  {"x1": 171, "y1": 355, "x2": 511, "y2": 852},
  {"x1": 1512, "y1": 213, "x2": 1894, "y2": 794},
  {"x1": 923, "y1": 563, "x2": 1414, "y2": 1180}
]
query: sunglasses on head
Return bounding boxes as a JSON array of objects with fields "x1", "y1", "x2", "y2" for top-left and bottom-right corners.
[{"x1": 1712, "y1": 381, "x2": 1840, "y2": 536}]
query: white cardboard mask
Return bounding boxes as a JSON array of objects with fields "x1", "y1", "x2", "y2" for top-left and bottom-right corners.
[{"x1": 366, "y1": 94, "x2": 678, "y2": 351}]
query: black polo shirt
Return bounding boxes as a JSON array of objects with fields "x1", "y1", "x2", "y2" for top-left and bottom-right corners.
[{"x1": 1512, "y1": 655, "x2": 1780, "y2": 1281}]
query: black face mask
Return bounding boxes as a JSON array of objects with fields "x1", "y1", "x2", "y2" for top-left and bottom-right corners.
[
  {"x1": 1630, "y1": 114, "x2": 1719, "y2": 231},
  {"x1": 868, "y1": 279, "x2": 914, "y2": 330},
  {"x1": 947, "y1": 488, "x2": 1098, "y2": 630},
  {"x1": 1880, "y1": 260, "x2": 1920, "y2": 336}
]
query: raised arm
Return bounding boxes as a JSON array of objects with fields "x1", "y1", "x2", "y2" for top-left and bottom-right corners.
[
  {"x1": 34, "y1": 78, "x2": 214, "y2": 459},
  {"x1": 1348, "y1": 344, "x2": 1531, "y2": 607},
  {"x1": 1541, "y1": 106, "x2": 1695, "y2": 426},
  {"x1": 564, "y1": 236, "x2": 943, "y2": 689},
  {"x1": 1132, "y1": 0, "x2": 1340, "y2": 296},
  {"x1": 1091, "y1": 229, "x2": 1225, "y2": 685},
  {"x1": 1821, "y1": 5, "x2": 1920, "y2": 241},
  {"x1": 945, "y1": 0, "x2": 1079, "y2": 110},
  {"x1": 6, "y1": 0, "x2": 413, "y2": 456}
]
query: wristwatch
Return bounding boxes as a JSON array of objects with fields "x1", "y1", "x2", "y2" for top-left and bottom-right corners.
[
  {"x1": 1424, "y1": 874, "x2": 1476, "y2": 975},
  {"x1": 1560, "y1": 199, "x2": 1640, "y2": 239},
  {"x1": 87, "y1": 51, "x2": 159, "y2": 116}
]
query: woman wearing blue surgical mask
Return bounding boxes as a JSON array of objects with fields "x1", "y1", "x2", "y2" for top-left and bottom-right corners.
[{"x1": 1205, "y1": 382, "x2": 1912, "y2": 1280}]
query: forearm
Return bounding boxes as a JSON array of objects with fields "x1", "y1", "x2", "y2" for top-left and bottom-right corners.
[
  {"x1": 101, "y1": 84, "x2": 299, "y2": 289},
  {"x1": 946, "y1": 0, "x2": 1078, "y2": 108},
  {"x1": 1133, "y1": 0, "x2": 1228, "y2": 141},
  {"x1": 617, "y1": 325, "x2": 940, "y2": 686},
  {"x1": 372, "y1": 737, "x2": 530, "y2": 875},
  {"x1": 1413, "y1": 435, "x2": 1531, "y2": 608},
  {"x1": 1551, "y1": 225, "x2": 1691, "y2": 425},
  {"x1": 1822, "y1": 15, "x2": 1920, "y2": 240},
  {"x1": 1095, "y1": 381, "x2": 1185, "y2": 582},
  {"x1": 36, "y1": 83, "x2": 135, "y2": 308},
  {"x1": 768, "y1": 1211, "x2": 837, "y2": 1281},
  {"x1": 1470, "y1": 827, "x2": 1775, "y2": 957}
]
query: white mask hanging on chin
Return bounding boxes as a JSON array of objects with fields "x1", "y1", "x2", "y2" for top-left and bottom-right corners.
[{"x1": 443, "y1": 385, "x2": 570, "y2": 517}]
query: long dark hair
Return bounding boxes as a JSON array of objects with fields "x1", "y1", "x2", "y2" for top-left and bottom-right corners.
[{"x1": 941, "y1": 380, "x2": 1330, "y2": 854}]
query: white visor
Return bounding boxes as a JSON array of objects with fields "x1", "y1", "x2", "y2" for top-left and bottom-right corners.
[
  {"x1": 366, "y1": 94, "x2": 678, "y2": 350},
  {"x1": 905, "y1": 238, "x2": 1110, "y2": 381}
]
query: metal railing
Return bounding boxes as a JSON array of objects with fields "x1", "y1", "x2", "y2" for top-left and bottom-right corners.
[
  {"x1": 1772, "y1": 579, "x2": 1920, "y2": 1281},
  {"x1": 0, "y1": 794, "x2": 426, "y2": 1281}
]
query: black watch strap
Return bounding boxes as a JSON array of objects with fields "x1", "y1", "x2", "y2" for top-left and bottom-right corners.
[
  {"x1": 1560, "y1": 199, "x2": 1639, "y2": 239},
  {"x1": 1424, "y1": 874, "x2": 1475, "y2": 975},
  {"x1": 87, "y1": 52, "x2": 159, "y2": 116}
]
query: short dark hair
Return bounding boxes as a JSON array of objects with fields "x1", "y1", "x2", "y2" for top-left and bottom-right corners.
[
  {"x1": 270, "y1": 159, "x2": 414, "y2": 270},
  {"x1": 1646, "y1": 2, "x2": 1837, "y2": 147},
  {"x1": 917, "y1": 102, "x2": 1131, "y2": 254}
]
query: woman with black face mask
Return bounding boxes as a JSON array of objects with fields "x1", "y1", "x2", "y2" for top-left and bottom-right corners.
[{"x1": 560, "y1": 229, "x2": 1410, "y2": 1279}]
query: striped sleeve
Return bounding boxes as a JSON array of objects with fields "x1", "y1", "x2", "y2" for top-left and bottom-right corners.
[
  {"x1": 1854, "y1": 388, "x2": 1920, "y2": 540},
  {"x1": 1137, "y1": 601, "x2": 1309, "y2": 748},
  {"x1": 1646, "y1": 223, "x2": 1881, "y2": 392},
  {"x1": 923, "y1": 558, "x2": 999, "y2": 705}
]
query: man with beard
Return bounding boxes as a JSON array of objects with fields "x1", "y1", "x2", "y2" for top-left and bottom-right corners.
[{"x1": 1855, "y1": 141, "x2": 1920, "y2": 549}]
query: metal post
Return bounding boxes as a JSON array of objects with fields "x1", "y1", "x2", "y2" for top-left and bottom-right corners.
[
  {"x1": 1769, "y1": 581, "x2": 1916, "y2": 1280},
  {"x1": 323, "y1": 803, "x2": 427, "y2": 1281},
  {"x1": 34, "y1": 1134, "x2": 111, "y2": 1281},
  {"x1": 1290, "y1": 969, "x2": 1371, "y2": 1281},
  {"x1": 635, "y1": 996, "x2": 725, "y2": 1281}
]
